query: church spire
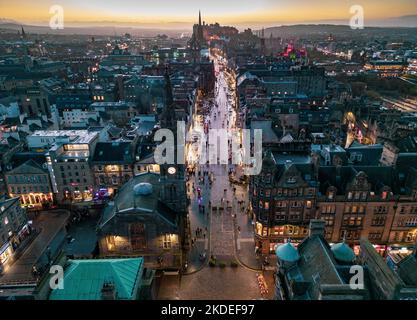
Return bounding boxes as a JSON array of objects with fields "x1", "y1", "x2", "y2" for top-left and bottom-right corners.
[
  {"x1": 199, "y1": 10, "x2": 202, "y2": 26},
  {"x1": 161, "y1": 64, "x2": 176, "y2": 129},
  {"x1": 164, "y1": 64, "x2": 173, "y2": 107}
]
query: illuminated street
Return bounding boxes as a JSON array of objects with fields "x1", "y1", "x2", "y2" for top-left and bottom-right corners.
[
  {"x1": 1, "y1": 0, "x2": 417, "y2": 305},
  {"x1": 157, "y1": 54, "x2": 274, "y2": 300}
]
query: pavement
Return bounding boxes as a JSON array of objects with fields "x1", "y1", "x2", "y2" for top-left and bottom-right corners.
[{"x1": 63, "y1": 216, "x2": 99, "y2": 257}]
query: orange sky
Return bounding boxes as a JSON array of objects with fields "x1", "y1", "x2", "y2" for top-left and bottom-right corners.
[{"x1": 0, "y1": 0, "x2": 416, "y2": 28}]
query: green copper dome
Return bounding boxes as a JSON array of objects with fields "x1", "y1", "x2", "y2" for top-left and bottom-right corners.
[
  {"x1": 331, "y1": 242, "x2": 355, "y2": 263},
  {"x1": 276, "y1": 242, "x2": 300, "y2": 263}
]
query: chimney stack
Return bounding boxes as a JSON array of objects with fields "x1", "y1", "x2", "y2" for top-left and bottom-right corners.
[{"x1": 309, "y1": 220, "x2": 326, "y2": 238}]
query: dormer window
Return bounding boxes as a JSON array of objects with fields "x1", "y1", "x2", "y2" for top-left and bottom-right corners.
[
  {"x1": 287, "y1": 177, "x2": 297, "y2": 184},
  {"x1": 328, "y1": 191, "x2": 334, "y2": 200}
]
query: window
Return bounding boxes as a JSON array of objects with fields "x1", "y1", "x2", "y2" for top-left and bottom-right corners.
[
  {"x1": 374, "y1": 206, "x2": 388, "y2": 214},
  {"x1": 372, "y1": 216, "x2": 386, "y2": 226},
  {"x1": 321, "y1": 205, "x2": 336, "y2": 214},
  {"x1": 322, "y1": 215, "x2": 335, "y2": 226},
  {"x1": 369, "y1": 232, "x2": 382, "y2": 240},
  {"x1": 163, "y1": 234, "x2": 172, "y2": 249},
  {"x1": 275, "y1": 214, "x2": 286, "y2": 221},
  {"x1": 276, "y1": 201, "x2": 286, "y2": 208},
  {"x1": 343, "y1": 215, "x2": 363, "y2": 227}
]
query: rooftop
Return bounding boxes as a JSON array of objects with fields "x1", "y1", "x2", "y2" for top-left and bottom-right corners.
[
  {"x1": 30, "y1": 130, "x2": 98, "y2": 145},
  {"x1": 49, "y1": 258, "x2": 144, "y2": 300},
  {"x1": 99, "y1": 172, "x2": 171, "y2": 229}
]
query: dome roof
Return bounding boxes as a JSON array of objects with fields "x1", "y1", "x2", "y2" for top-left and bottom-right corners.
[
  {"x1": 276, "y1": 242, "x2": 300, "y2": 263},
  {"x1": 331, "y1": 242, "x2": 355, "y2": 263},
  {"x1": 133, "y1": 183, "x2": 153, "y2": 196}
]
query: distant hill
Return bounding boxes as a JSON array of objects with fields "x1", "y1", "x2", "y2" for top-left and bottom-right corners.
[
  {"x1": 263, "y1": 24, "x2": 417, "y2": 39},
  {"x1": 0, "y1": 22, "x2": 189, "y2": 37},
  {"x1": 383, "y1": 14, "x2": 417, "y2": 28}
]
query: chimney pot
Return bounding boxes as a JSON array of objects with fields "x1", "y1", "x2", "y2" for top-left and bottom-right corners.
[{"x1": 309, "y1": 219, "x2": 326, "y2": 238}]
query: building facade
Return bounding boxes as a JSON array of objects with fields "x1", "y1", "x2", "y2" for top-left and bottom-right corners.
[
  {"x1": 91, "y1": 141, "x2": 136, "y2": 196},
  {"x1": 5, "y1": 159, "x2": 54, "y2": 209},
  {"x1": 0, "y1": 197, "x2": 31, "y2": 270},
  {"x1": 43, "y1": 130, "x2": 98, "y2": 203},
  {"x1": 250, "y1": 150, "x2": 417, "y2": 255}
]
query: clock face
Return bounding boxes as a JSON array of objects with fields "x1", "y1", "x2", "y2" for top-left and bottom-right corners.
[{"x1": 168, "y1": 167, "x2": 177, "y2": 175}]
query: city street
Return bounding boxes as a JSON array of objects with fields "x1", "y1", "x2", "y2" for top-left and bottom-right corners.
[
  {"x1": 0, "y1": 210, "x2": 69, "y2": 284},
  {"x1": 162, "y1": 55, "x2": 274, "y2": 300}
]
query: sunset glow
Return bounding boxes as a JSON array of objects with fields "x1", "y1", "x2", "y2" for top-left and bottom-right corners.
[{"x1": 0, "y1": 0, "x2": 416, "y2": 28}]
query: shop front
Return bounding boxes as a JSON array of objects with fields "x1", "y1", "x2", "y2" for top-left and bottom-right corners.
[
  {"x1": 0, "y1": 242, "x2": 13, "y2": 268},
  {"x1": 353, "y1": 244, "x2": 387, "y2": 256},
  {"x1": 18, "y1": 192, "x2": 54, "y2": 209},
  {"x1": 255, "y1": 222, "x2": 308, "y2": 254}
]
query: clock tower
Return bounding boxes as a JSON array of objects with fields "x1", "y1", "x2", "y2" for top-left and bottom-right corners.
[{"x1": 159, "y1": 65, "x2": 187, "y2": 213}]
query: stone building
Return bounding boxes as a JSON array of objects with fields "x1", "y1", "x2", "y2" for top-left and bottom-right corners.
[
  {"x1": 250, "y1": 149, "x2": 417, "y2": 255},
  {"x1": 275, "y1": 220, "x2": 369, "y2": 300},
  {"x1": 97, "y1": 172, "x2": 186, "y2": 271},
  {"x1": 0, "y1": 197, "x2": 31, "y2": 270},
  {"x1": 276, "y1": 220, "x2": 417, "y2": 300},
  {"x1": 91, "y1": 141, "x2": 136, "y2": 196},
  {"x1": 5, "y1": 159, "x2": 54, "y2": 209},
  {"x1": 43, "y1": 130, "x2": 98, "y2": 203}
]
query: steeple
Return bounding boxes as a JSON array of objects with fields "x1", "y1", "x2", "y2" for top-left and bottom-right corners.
[
  {"x1": 160, "y1": 64, "x2": 176, "y2": 130},
  {"x1": 164, "y1": 65, "x2": 173, "y2": 108},
  {"x1": 199, "y1": 10, "x2": 202, "y2": 26}
]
